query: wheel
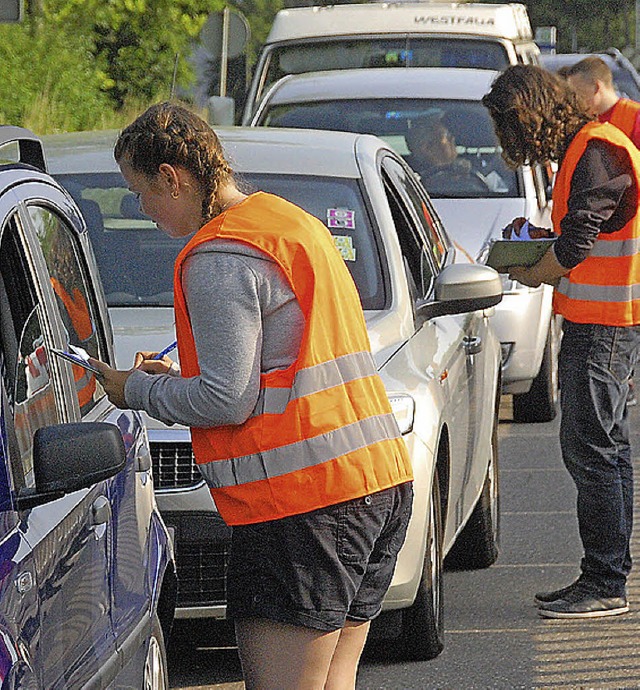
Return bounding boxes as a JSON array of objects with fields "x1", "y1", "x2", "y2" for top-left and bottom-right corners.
[
  {"x1": 513, "y1": 318, "x2": 559, "y2": 423},
  {"x1": 445, "y1": 407, "x2": 500, "y2": 570},
  {"x1": 398, "y1": 469, "x2": 444, "y2": 661},
  {"x1": 143, "y1": 613, "x2": 169, "y2": 690}
]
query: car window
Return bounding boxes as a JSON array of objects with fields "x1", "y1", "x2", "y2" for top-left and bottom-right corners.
[
  {"x1": 381, "y1": 159, "x2": 436, "y2": 301},
  {"x1": 241, "y1": 173, "x2": 387, "y2": 310},
  {"x1": 55, "y1": 173, "x2": 190, "y2": 306},
  {"x1": 57, "y1": 171, "x2": 387, "y2": 311},
  {"x1": 0, "y1": 215, "x2": 61, "y2": 491},
  {"x1": 383, "y1": 157, "x2": 448, "y2": 269},
  {"x1": 263, "y1": 98, "x2": 520, "y2": 199},
  {"x1": 27, "y1": 205, "x2": 106, "y2": 416},
  {"x1": 262, "y1": 37, "x2": 509, "y2": 98}
]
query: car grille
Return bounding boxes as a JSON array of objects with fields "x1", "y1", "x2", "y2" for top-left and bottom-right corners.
[
  {"x1": 176, "y1": 542, "x2": 229, "y2": 607},
  {"x1": 150, "y1": 441, "x2": 202, "y2": 489}
]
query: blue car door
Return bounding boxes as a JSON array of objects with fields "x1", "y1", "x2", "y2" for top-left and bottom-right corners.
[
  {"x1": 25, "y1": 194, "x2": 153, "y2": 668},
  {"x1": 1, "y1": 200, "x2": 116, "y2": 687}
]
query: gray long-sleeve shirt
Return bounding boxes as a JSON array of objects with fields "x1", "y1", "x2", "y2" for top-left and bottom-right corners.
[{"x1": 124, "y1": 239, "x2": 304, "y2": 427}]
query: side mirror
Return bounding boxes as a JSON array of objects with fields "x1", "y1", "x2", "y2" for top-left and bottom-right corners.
[
  {"x1": 208, "y1": 96, "x2": 235, "y2": 126},
  {"x1": 417, "y1": 263, "x2": 503, "y2": 319},
  {"x1": 17, "y1": 422, "x2": 126, "y2": 509}
]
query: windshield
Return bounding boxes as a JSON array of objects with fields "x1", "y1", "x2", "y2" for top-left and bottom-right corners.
[
  {"x1": 263, "y1": 99, "x2": 520, "y2": 199},
  {"x1": 262, "y1": 37, "x2": 508, "y2": 101},
  {"x1": 56, "y1": 172, "x2": 386, "y2": 311}
]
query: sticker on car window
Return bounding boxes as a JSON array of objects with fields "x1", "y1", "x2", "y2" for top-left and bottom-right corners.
[
  {"x1": 333, "y1": 235, "x2": 356, "y2": 261},
  {"x1": 327, "y1": 208, "x2": 355, "y2": 229}
]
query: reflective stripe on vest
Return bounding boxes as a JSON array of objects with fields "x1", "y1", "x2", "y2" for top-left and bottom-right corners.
[
  {"x1": 173, "y1": 192, "x2": 413, "y2": 525},
  {"x1": 556, "y1": 279, "x2": 640, "y2": 302},
  {"x1": 251, "y1": 350, "x2": 377, "y2": 417},
  {"x1": 586, "y1": 236, "x2": 640, "y2": 257},
  {"x1": 551, "y1": 122, "x2": 640, "y2": 326},
  {"x1": 198, "y1": 412, "x2": 401, "y2": 487}
]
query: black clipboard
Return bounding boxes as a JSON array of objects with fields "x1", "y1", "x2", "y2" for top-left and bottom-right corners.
[
  {"x1": 485, "y1": 238, "x2": 556, "y2": 273},
  {"x1": 50, "y1": 348, "x2": 103, "y2": 377}
]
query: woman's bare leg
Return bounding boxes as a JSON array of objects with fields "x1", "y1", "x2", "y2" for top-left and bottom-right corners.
[
  {"x1": 235, "y1": 618, "x2": 341, "y2": 690},
  {"x1": 325, "y1": 620, "x2": 371, "y2": 690}
]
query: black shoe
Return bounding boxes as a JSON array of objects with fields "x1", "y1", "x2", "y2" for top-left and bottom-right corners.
[
  {"x1": 534, "y1": 579, "x2": 583, "y2": 606},
  {"x1": 537, "y1": 587, "x2": 629, "y2": 619}
]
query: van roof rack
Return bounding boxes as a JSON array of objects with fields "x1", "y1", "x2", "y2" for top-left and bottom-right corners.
[{"x1": 0, "y1": 126, "x2": 46, "y2": 173}]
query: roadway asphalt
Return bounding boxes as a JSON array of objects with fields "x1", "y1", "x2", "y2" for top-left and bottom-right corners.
[{"x1": 168, "y1": 396, "x2": 640, "y2": 689}]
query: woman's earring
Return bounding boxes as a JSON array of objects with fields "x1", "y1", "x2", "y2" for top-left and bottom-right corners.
[{"x1": 171, "y1": 189, "x2": 179, "y2": 199}]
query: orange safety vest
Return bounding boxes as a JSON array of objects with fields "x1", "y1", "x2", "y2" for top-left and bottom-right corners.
[
  {"x1": 606, "y1": 98, "x2": 640, "y2": 141},
  {"x1": 552, "y1": 121, "x2": 640, "y2": 326},
  {"x1": 51, "y1": 277, "x2": 96, "y2": 407},
  {"x1": 173, "y1": 192, "x2": 413, "y2": 526}
]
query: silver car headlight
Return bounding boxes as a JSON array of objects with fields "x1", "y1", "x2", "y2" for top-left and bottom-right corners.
[{"x1": 388, "y1": 393, "x2": 415, "y2": 435}]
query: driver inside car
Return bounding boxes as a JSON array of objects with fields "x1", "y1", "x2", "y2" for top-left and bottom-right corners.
[{"x1": 405, "y1": 117, "x2": 504, "y2": 195}]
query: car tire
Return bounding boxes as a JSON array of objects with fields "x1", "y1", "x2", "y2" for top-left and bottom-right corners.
[
  {"x1": 143, "y1": 613, "x2": 169, "y2": 690},
  {"x1": 445, "y1": 406, "x2": 500, "y2": 570},
  {"x1": 398, "y1": 469, "x2": 444, "y2": 661},
  {"x1": 512, "y1": 319, "x2": 559, "y2": 423}
]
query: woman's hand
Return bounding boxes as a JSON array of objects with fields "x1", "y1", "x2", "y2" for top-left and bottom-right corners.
[
  {"x1": 89, "y1": 359, "x2": 133, "y2": 409},
  {"x1": 502, "y1": 217, "x2": 527, "y2": 239},
  {"x1": 133, "y1": 351, "x2": 175, "y2": 374}
]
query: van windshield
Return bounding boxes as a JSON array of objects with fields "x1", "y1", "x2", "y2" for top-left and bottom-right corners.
[
  {"x1": 262, "y1": 98, "x2": 520, "y2": 199},
  {"x1": 262, "y1": 37, "x2": 508, "y2": 99}
]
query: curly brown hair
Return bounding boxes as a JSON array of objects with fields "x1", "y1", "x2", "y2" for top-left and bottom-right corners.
[
  {"x1": 114, "y1": 101, "x2": 234, "y2": 222},
  {"x1": 482, "y1": 65, "x2": 593, "y2": 168}
]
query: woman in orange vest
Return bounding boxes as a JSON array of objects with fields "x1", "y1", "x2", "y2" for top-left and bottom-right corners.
[
  {"x1": 483, "y1": 65, "x2": 640, "y2": 620},
  {"x1": 94, "y1": 102, "x2": 413, "y2": 688}
]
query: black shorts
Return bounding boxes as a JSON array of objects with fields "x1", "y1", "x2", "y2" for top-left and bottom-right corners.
[{"x1": 226, "y1": 481, "x2": 413, "y2": 632}]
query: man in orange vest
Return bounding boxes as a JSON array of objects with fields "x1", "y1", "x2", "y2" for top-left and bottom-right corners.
[
  {"x1": 564, "y1": 56, "x2": 640, "y2": 406},
  {"x1": 484, "y1": 65, "x2": 640, "y2": 619},
  {"x1": 564, "y1": 56, "x2": 640, "y2": 148}
]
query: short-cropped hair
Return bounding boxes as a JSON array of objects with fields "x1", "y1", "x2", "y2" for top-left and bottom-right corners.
[{"x1": 566, "y1": 56, "x2": 614, "y2": 87}]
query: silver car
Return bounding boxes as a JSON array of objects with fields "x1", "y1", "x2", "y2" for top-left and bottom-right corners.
[
  {"x1": 248, "y1": 67, "x2": 561, "y2": 423},
  {"x1": 44, "y1": 126, "x2": 502, "y2": 660}
]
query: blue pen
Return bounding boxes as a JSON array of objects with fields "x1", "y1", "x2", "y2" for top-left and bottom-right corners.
[{"x1": 153, "y1": 340, "x2": 178, "y2": 360}]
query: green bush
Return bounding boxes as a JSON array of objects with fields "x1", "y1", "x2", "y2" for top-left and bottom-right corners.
[{"x1": 0, "y1": 23, "x2": 111, "y2": 133}]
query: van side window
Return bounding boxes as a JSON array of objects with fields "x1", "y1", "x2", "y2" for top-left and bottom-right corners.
[
  {"x1": 0, "y1": 216, "x2": 60, "y2": 491},
  {"x1": 27, "y1": 206, "x2": 106, "y2": 416}
]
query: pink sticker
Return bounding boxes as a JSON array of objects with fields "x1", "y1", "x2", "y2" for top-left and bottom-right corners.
[{"x1": 327, "y1": 208, "x2": 355, "y2": 229}]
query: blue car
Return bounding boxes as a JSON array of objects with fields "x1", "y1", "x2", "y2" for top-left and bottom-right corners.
[{"x1": 0, "y1": 126, "x2": 176, "y2": 687}]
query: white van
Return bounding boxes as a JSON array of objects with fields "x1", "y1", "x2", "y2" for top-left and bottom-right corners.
[{"x1": 242, "y1": 2, "x2": 539, "y2": 122}]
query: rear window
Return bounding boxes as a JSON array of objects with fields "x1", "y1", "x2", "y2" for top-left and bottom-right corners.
[
  {"x1": 263, "y1": 98, "x2": 520, "y2": 199},
  {"x1": 56, "y1": 172, "x2": 386, "y2": 311},
  {"x1": 263, "y1": 37, "x2": 508, "y2": 97}
]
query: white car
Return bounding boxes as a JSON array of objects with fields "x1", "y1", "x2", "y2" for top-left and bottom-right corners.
[
  {"x1": 249, "y1": 67, "x2": 561, "y2": 423},
  {"x1": 44, "y1": 126, "x2": 502, "y2": 661}
]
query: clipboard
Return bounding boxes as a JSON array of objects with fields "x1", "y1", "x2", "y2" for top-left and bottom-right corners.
[
  {"x1": 50, "y1": 348, "x2": 103, "y2": 377},
  {"x1": 485, "y1": 238, "x2": 556, "y2": 273}
]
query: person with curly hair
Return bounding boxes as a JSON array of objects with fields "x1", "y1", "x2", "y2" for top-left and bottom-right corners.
[
  {"x1": 92, "y1": 101, "x2": 414, "y2": 688},
  {"x1": 483, "y1": 65, "x2": 640, "y2": 619}
]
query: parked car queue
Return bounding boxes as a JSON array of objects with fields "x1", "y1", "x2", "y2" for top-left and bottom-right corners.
[
  {"x1": 247, "y1": 66, "x2": 561, "y2": 424},
  {"x1": 44, "y1": 124, "x2": 504, "y2": 662}
]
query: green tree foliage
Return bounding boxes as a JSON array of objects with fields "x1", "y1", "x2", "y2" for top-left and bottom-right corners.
[
  {"x1": 514, "y1": 0, "x2": 633, "y2": 53},
  {"x1": 0, "y1": 21, "x2": 110, "y2": 130},
  {"x1": 42, "y1": 0, "x2": 224, "y2": 108}
]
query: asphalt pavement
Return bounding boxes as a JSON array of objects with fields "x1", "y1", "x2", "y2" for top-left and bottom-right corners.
[{"x1": 169, "y1": 396, "x2": 640, "y2": 689}]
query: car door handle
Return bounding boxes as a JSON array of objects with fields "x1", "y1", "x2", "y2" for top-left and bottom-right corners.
[
  {"x1": 92, "y1": 495, "x2": 112, "y2": 526},
  {"x1": 463, "y1": 336, "x2": 483, "y2": 355}
]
